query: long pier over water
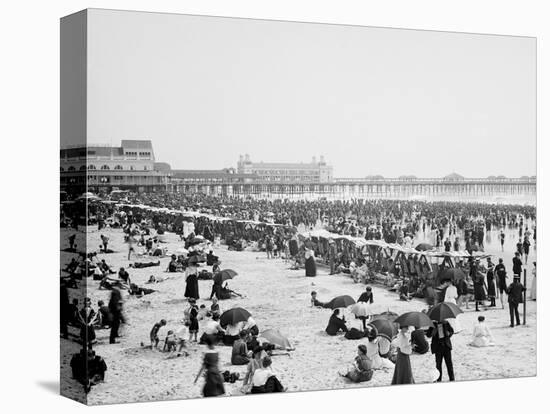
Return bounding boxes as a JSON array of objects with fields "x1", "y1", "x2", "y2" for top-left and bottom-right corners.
[{"x1": 173, "y1": 176, "x2": 536, "y2": 203}]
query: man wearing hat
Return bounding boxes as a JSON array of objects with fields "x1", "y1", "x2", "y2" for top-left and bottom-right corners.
[{"x1": 506, "y1": 274, "x2": 526, "y2": 327}]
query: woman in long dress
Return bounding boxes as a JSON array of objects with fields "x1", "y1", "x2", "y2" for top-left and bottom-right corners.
[
  {"x1": 184, "y1": 264, "x2": 200, "y2": 300},
  {"x1": 470, "y1": 316, "x2": 494, "y2": 347},
  {"x1": 391, "y1": 327, "x2": 414, "y2": 385},
  {"x1": 305, "y1": 248, "x2": 317, "y2": 277},
  {"x1": 201, "y1": 336, "x2": 225, "y2": 397},
  {"x1": 365, "y1": 329, "x2": 394, "y2": 370},
  {"x1": 78, "y1": 297, "x2": 98, "y2": 346},
  {"x1": 444, "y1": 280, "x2": 462, "y2": 332},
  {"x1": 486, "y1": 260, "x2": 497, "y2": 307},
  {"x1": 530, "y1": 262, "x2": 536, "y2": 300},
  {"x1": 473, "y1": 269, "x2": 487, "y2": 312}
]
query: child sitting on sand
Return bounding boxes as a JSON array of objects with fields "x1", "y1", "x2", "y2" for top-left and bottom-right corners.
[{"x1": 164, "y1": 327, "x2": 188, "y2": 358}]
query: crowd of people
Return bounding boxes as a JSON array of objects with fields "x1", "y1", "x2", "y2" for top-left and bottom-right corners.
[{"x1": 60, "y1": 191, "x2": 536, "y2": 396}]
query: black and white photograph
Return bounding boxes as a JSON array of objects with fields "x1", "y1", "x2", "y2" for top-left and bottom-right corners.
[{"x1": 56, "y1": 5, "x2": 539, "y2": 407}]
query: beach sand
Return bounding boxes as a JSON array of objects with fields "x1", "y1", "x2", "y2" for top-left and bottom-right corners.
[{"x1": 60, "y1": 226, "x2": 536, "y2": 405}]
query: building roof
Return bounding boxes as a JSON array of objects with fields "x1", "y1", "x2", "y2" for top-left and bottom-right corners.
[
  {"x1": 121, "y1": 140, "x2": 153, "y2": 149},
  {"x1": 443, "y1": 172, "x2": 465, "y2": 180},
  {"x1": 250, "y1": 162, "x2": 327, "y2": 170},
  {"x1": 171, "y1": 170, "x2": 258, "y2": 179}
]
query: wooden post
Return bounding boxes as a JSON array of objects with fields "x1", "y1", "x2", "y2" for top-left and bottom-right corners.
[{"x1": 523, "y1": 268, "x2": 527, "y2": 325}]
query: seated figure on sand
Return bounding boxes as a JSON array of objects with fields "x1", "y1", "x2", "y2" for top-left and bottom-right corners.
[
  {"x1": 365, "y1": 328, "x2": 395, "y2": 370},
  {"x1": 339, "y1": 344, "x2": 374, "y2": 383},
  {"x1": 326, "y1": 309, "x2": 349, "y2": 336},
  {"x1": 250, "y1": 356, "x2": 286, "y2": 394},
  {"x1": 231, "y1": 331, "x2": 251, "y2": 365},
  {"x1": 470, "y1": 316, "x2": 495, "y2": 347}
]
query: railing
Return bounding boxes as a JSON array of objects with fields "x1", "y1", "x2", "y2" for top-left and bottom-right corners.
[{"x1": 333, "y1": 177, "x2": 536, "y2": 184}]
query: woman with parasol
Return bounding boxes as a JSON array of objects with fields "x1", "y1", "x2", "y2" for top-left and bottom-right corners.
[{"x1": 391, "y1": 326, "x2": 414, "y2": 385}]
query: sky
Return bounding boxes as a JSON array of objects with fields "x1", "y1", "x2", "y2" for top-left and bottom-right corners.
[{"x1": 85, "y1": 9, "x2": 536, "y2": 178}]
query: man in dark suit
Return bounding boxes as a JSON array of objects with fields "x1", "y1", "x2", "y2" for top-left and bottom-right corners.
[
  {"x1": 507, "y1": 275, "x2": 526, "y2": 327},
  {"x1": 512, "y1": 252, "x2": 523, "y2": 277},
  {"x1": 427, "y1": 320, "x2": 455, "y2": 382}
]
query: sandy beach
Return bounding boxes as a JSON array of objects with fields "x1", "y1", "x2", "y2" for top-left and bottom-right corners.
[{"x1": 60, "y1": 225, "x2": 536, "y2": 405}]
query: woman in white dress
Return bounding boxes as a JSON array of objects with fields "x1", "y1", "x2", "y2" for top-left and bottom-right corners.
[
  {"x1": 444, "y1": 280, "x2": 462, "y2": 332},
  {"x1": 470, "y1": 316, "x2": 494, "y2": 347},
  {"x1": 365, "y1": 329, "x2": 394, "y2": 370}
]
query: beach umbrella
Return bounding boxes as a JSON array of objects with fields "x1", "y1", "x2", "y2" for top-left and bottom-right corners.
[
  {"x1": 437, "y1": 268, "x2": 467, "y2": 284},
  {"x1": 213, "y1": 269, "x2": 238, "y2": 284},
  {"x1": 188, "y1": 238, "x2": 204, "y2": 246},
  {"x1": 187, "y1": 255, "x2": 200, "y2": 266},
  {"x1": 367, "y1": 319, "x2": 397, "y2": 341},
  {"x1": 326, "y1": 295, "x2": 356, "y2": 309},
  {"x1": 394, "y1": 311, "x2": 433, "y2": 329},
  {"x1": 350, "y1": 302, "x2": 371, "y2": 317},
  {"x1": 427, "y1": 302, "x2": 463, "y2": 322},
  {"x1": 371, "y1": 310, "x2": 399, "y2": 322},
  {"x1": 416, "y1": 242, "x2": 434, "y2": 251},
  {"x1": 259, "y1": 329, "x2": 292, "y2": 349},
  {"x1": 220, "y1": 307, "x2": 251, "y2": 328}
]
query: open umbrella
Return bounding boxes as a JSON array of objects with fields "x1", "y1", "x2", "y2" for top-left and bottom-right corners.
[
  {"x1": 187, "y1": 255, "x2": 200, "y2": 266},
  {"x1": 394, "y1": 311, "x2": 433, "y2": 329},
  {"x1": 427, "y1": 302, "x2": 463, "y2": 322},
  {"x1": 326, "y1": 295, "x2": 356, "y2": 309},
  {"x1": 416, "y1": 242, "x2": 434, "y2": 251},
  {"x1": 371, "y1": 310, "x2": 399, "y2": 322},
  {"x1": 367, "y1": 318, "x2": 397, "y2": 341},
  {"x1": 350, "y1": 302, "x2": 371, "y2": 317},
  {"x1": 259, "y1": 329, "x2": 292, "y2": 349},
  {"x1": 188, "y1": 238, "x2": 204, "y2": 246},
  {"x1": 213, "y1": 269, "x2": 238, "y2": 284},
  {"x1": 220, "y1": 307, "x2": 251, "y2": 328},
  {"x1": 437, "y1": 268, "x2": 467, "y2": 284}
]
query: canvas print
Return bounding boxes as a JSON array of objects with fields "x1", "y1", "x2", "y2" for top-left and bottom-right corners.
[{"x1": 60, "y1": 9, "x2": 536, "y2": 405}]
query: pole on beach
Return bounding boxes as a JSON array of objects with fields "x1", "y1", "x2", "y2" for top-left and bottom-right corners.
[{"x1": 523, "y1": 268, "x2": 527, "y2": 325}]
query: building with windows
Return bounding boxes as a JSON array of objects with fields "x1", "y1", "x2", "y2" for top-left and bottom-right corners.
[
  {"x1": 60, "y1": 140, "x2": 171, "y2": 194},
  {"x1": 236, "y1": 154, "x2": 333, "y2": 182}
]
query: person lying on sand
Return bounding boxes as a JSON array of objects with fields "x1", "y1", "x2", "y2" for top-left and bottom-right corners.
[
  {"x1": 99, "y1": 275, "x2": 129, "y2": 291},
  {"x1": 129, "y1": 283, "x2": 156, "y2": 297},
  {"x1": 129, "y1": 260, "x2": 160, "y2": 269},
  {"x1": 310, "y1": 291, "x2": 329, "y2": 308}
]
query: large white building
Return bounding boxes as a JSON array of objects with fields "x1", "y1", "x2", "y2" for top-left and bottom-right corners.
[
  {"x1": 236, "y1": 154, "x2": 333, "y2": 182},
  {"x1": 60, "y1": 140, "x2": 170, "y2": 193}
]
